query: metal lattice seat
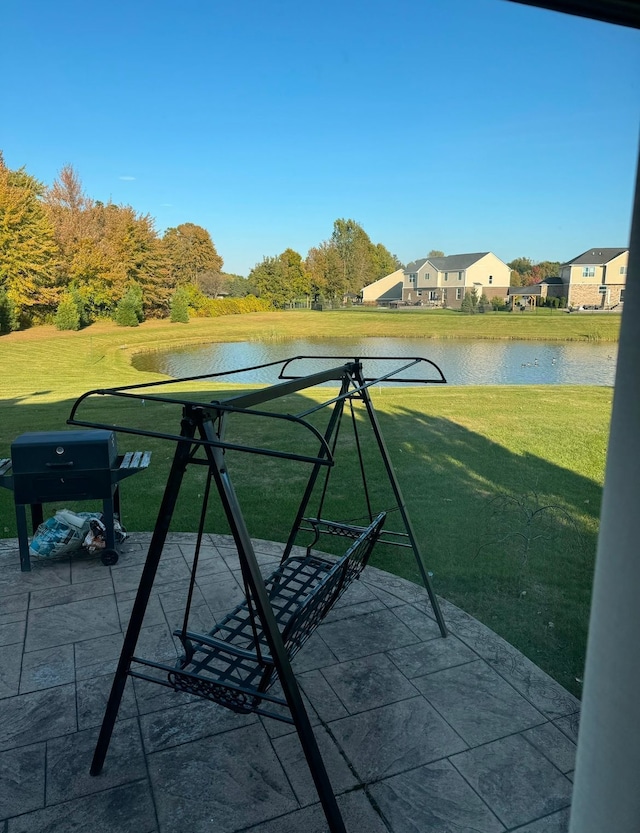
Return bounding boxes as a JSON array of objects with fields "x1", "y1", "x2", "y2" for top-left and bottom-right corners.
[{"x1": 159, "y1": 513, "x2": 385, "y2": 716}]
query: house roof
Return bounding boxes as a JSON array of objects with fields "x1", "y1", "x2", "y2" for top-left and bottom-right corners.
[
  {"x1": 562, "y1": 248, "x2": 628, "y2": 266},
  {"x1": 404, "y1": 258, "x2": 428, "y2": 273},
  {"x1": 427, "y1": 252, "x2": 490, "y2": 271},
  {"x1": 508, "y1": 286, "x2": 543, "y2": 295},
  {"x1": 540, "y1": 276, "x2": 564, "y2": 285}
]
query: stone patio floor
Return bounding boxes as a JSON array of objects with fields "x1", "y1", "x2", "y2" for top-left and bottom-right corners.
[{"x1": 0, "y1": 532, "x2": 580, "y2": 833}]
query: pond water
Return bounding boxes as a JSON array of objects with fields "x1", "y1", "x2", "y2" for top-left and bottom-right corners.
[{"x1": 131, "y1": 338, "x2": 618, "y2": 386}]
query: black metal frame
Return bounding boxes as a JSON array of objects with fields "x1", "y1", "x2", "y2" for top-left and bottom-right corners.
[{"x1": 68, "y1": 356, "x2": 447, "y2": 833}]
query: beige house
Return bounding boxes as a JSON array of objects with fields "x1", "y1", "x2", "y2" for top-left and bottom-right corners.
[
  {"x1": 361, "y1": 269, "x2": 404, "y2": 305},
  {"x1": 559, "y1": 247, "x2": 628, "y2": 308},
  {"x1": 402, "y1": 252, "x2": 511, "y2": 309}
]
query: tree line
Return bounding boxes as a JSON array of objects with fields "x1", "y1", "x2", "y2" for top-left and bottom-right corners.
[
  {"x1": 507, "y1": 257, "x2": 561, "y2": 287},
  {"x1": 0, "y1": 154, "x2": 404, "y2": 329},
  {"x1": 247, "y1": 219, "x2": 402, "y2": 308},
  {"x1": 1, "y1": 152, "x2": 564, "y2": 332},
  {"x1": 0, "y1": 154, "x2": 260, "y2": 332}
]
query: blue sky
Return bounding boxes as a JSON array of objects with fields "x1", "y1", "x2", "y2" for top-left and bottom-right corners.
[{"x1": 3, "y1": 0, "x2": 639, "y2": 276}]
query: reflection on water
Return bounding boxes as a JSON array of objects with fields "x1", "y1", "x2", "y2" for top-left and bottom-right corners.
[{"x1": 132, "y1": 337, "x2": 618, "y2": 386}]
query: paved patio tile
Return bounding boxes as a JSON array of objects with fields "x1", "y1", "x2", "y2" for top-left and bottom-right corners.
[
  {"x1": 25, "y1": 595, "x2": 121, "y2": 651},
  {"x1": 163, "y1": 603, "x2": 216, "y2": 644},
  {"x1": 414, "y1": 660, "x2": 545, "y2": 746},
  {"x1": 291, "y1": 632, "x2": 338, "y2": 674},
  {"x1": 74, "y1": 631, "x2": 125, "y2": 680},
  {"x1": 45, "y1": 718, "x2": 146, "y2": 804},
  {"x1": 0, "y1": 593, "x2": 28, "y2": 616},
  {"x1": 554, "y1": 712, "x2": 580, "y2": 744},
  {"x1": 365, "y1": 581, "x2": 408, "y2": 609},
  {"x1": 511, "y1": 807, "x2": 571, "y2": 832},
  {"x1": 247, "y1": 788, "x2": 389, "y2": 832},
  {"x1": 116, "y1": 593, "x2": 166, "y2": 629},
  {"x1": 0, "y1": 646, "x2": 22, "y2": 700},
  {"x1": 319, "y1": 608, "x2": 420, "y2": 662},
  {"x1": 132, "y1": 676, "x2": 199, "y2": 715},
  {"x1": 0, "y1": 560, "x2": 69, "y2": 597},
  {"x1": 152, "y1": 581, "x2": 206, "y2": 614},
  {"x1": 0, "y1": 684, "x2": 77, "y2": 751},
  {"x1": 133, "y1": 623, "x2": 179, "y2": 663},
  {"x1": 370, "y1": 759, "x2": 505, "y2": 833},
  {"x1": 29, "y1": 578, "x2": 114, "y2": 610},
  {"x1": 320, "y1": 653, "x2": 418, "y2": 714},
  {"x1": 0, "y1": 619, "x2": 24, "y2": 648},
  {"x1": 109, "y1": 564, "x2": 145, "y2": 595},
  {"x1": 272, "y1": 725, "x2": 358, "y2": 806},
  {"x1": 19, "y1": 644, "x2": 75, "y2": 693},
  {"x1": 147, "y1": 723, "x2": 298, "y2": 833},
  {"x1": 0, "y1": 532, "x2": 580, "y2": 833},
  {"x1": 180, "y1": 545, "x2": 234, "y2": 576},
  {"x1": 329, "y1": 696, "x2": 467, "y2": 782},
  {"x1": 391, "y1": 602, "x2": 444, "y2": 641},
  {"x1": 195, "y1": 573, "x2": 244, "y2": 617},
  {"x1": 323, "y1": 598, "x2": 386, "y2": 624},
  {"x1": 387, "y1": 633, "x2": 476, "y2": 678},
  {"x1": 70, "y1": 554, "x2": 116, "y2": 583},
  {"x1": 450, "y1": 734, "x2": 572, "y2": 829},
  {"x1": 436, "y1": 598, "x2": 580, "y2": 720},
  {"x1": 7, "y1": 781, "x2": 157, "y2": 833},
  {"x1": 0, "y1": 743, "x2": 45, "y2": 819},
  {"x1": 139, "y1": 697, "x2": 256, "y2": 753},
  {"x1": 363, "y1": 568, "x2": 431, "y2": 605},
  {"x1": 76, "y1": 673, "x2": 139, "y2": 730},
  {"x1": 296, "y1": 668, "x2": 350, "y2": 723},
  {"x1": 522, "y1": 722, "x2": 577, "y2": 773}
]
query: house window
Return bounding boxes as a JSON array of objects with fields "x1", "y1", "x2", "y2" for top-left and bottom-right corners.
[
  {"x1": 458, "y1": 271, "x2": 463, "y2": 280},
  {"x1": 456, "y1": 288, "x2": 462, "y2": 300},
  {"x1": 444, "y1": 273, "x2": 449, "y2": 281},
  {"x1": 620, "y1": 289, "x2": 625, "y2": 301},
  {"x1": 409, "y1": 273, "x2": 417, "y2": 283},
  {"x1": 429, "y1": 290, "x2": 437, "y2": 301},
  {"x1": 620, "y1": 266, "x2": 627, "y2": 275},
  {"x1": 489, "y1": 275, "x2": 493, "y2": 284},
  {"x1": 582, "y1": 267, "x2": 595, "y2": 277}
]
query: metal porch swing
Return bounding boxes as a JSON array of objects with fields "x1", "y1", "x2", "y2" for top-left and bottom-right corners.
[{"x1": 67, "y1": 355, "x2": 448, "y2": 833}]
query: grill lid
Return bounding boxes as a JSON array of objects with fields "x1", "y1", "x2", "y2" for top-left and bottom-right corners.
[{"x1": 11, "y1": 430, "x2": 118, "y2": 473}]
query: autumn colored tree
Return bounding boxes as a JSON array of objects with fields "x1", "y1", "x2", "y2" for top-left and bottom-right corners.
[
  {"x1": 428, "y1": 249, "x2": 445, "y2": 258},
  {"x1": 163, "y1": 223, "x2": 223, "y2": 287},
  {"x1": 530, "y1": 261, "x2": 561, "y2": 283},
  {"x1": 0, "y1": 154, "x2": 59, "y2": 326},
  {"x1": 44, "y1": 165, "x2": 93, "y2": 268},
  {"x1": 508, "y1": 257, "x2": 534, "y2": 286}
]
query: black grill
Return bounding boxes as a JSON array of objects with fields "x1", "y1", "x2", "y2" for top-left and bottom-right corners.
[
  {"x1": 11, "y1": 430, "x2": 118, "y2": 504},
  {"x1": 1, "y1": 430, "x2": 150, "y2": 571}
]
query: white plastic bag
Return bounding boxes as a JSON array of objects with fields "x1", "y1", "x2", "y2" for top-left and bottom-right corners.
[{"x1": 29, "y1": 510, "x2": 102, "y2": 559}]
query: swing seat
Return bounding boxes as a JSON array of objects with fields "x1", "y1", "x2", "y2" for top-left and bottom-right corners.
[{"x1": 168, "y1": 512, "x2": 386, "y2": 716}]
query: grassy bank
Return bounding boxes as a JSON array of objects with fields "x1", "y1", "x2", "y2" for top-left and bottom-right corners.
[{"x1": 0, "y1": 312, "x2": 615, "y2": 696}]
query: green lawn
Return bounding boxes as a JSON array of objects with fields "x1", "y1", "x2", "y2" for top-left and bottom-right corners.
[{"x1": 0, "y1": 311, "x2": 616, "y2": 696}]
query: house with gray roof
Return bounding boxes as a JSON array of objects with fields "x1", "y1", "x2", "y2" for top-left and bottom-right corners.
[
  {"x1": 559, "y1": 248, "x2": 628, "y2": 308},
  {"x1": 402, "y1": 252, "x2": 511, "y2": 308}
]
